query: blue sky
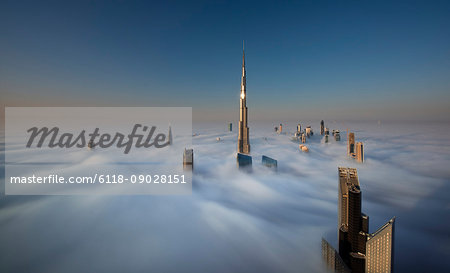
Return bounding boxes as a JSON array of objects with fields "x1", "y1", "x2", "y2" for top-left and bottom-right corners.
[{"x1": 1, "y1": 0, "x2": 450, "y2": 122}]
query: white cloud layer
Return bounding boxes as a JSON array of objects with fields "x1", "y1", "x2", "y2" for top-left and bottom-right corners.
[{"x1": 1, "y1": 121, "x2": 449, "y2": 272}]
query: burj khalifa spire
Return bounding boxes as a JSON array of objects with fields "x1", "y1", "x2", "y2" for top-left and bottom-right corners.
[{"x1": 237, "y1": 42, "x2": 250, "y2": 154}]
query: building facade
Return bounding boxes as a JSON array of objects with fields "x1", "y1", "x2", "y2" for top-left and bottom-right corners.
[
  {"x1": 366, "y1": 218, "x2": 395, "y2": 273},
  {"x1": 356, "y1": 142, "x2": 364, "y2": 163},
  {"x1": 322, "y1": 238, "x2": 352, "y2": 273}
]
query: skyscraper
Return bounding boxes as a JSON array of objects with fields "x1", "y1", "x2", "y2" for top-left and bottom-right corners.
[
  {"x1": 183, "y1": 148, "x2": 193, "y2": 170},
  {"x1": 338, "y1": 167, "x2": 366, "y2": 272},
  {"x1": 333, "y1": 167, "x2": 395, "y2": 273},
  {"x1": 356, "y1": 142, "x2": 364, "y2": 163},
  {"x1": 348, "y1": 132, "x2": 355, "y2": 157},
  {"x1": 347, "y1": 185, "x2": 366, "y2": 273},
  {"x1": 305, "y1": 126, "x2": 312, "y2": 138},
  {"x1": 321, "y1": 120, "x2": 325, "y2": 135},
  {"x1": 335, "y1": 130, "x2": 341, "y2": 141},
  {"x1": 237, "y1": 43, "x2": 250, "y2": 154},
  {"x1": 338, "y1": 167, "x2": 360, "y2": 230},
  {"x1": 338, "y1": 167, "x2": 360, "y2": 265}
]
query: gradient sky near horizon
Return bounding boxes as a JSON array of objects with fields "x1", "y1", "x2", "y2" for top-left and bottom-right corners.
[{"x1": 1, "y1": 0, "x2": 450, "y2": 122}]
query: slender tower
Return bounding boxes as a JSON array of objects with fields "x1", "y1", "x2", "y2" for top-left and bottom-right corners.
[{"x1": 238, "y1": 42, "x2": 250, "y2": 154}]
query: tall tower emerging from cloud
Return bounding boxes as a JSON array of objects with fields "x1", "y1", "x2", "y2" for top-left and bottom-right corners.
[
  {"x1": 333, "y1": 167, "x2": 395, "y2": 273},
  {"x1": 238, "y1": 43, "x2": 250, "y2": 154},
  {"x1": 356, "y1": 142, "x2": 364, "y2": 163},
  {"x1": 348, "y1": 132, "x2": 355, "y2": 157},
  {"x1": 338, "y1": 167, "x2": 360, "y2": 250}
]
